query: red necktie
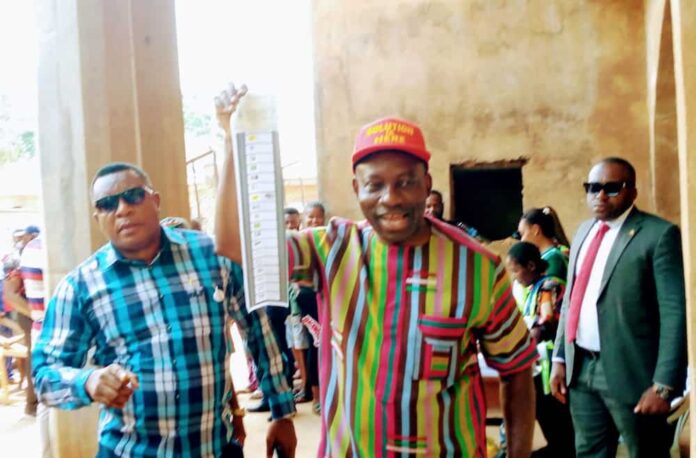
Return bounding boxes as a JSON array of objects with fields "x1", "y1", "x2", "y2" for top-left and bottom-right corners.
[{"x1": 566, "y1": 222, "x2": 610, "y2": 343}]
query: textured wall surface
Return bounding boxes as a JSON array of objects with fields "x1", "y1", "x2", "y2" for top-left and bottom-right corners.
[{"x1": 312, "y1": 0, "x2": 654, "y2": 236}]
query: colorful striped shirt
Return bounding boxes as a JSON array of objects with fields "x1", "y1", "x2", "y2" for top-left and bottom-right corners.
[
  {"x1": 288, "y1": 216, "x2": 537, "y2": 457},
  {"x1": 20, "y1": 236, "x2": 45, "y2": 331},
  {"x1": 33, "y1": 227, "x2": 294, "y2": 457}
]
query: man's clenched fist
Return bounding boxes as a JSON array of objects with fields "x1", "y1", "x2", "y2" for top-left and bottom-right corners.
[{"x1": 86, "y1": 364, "x2": 139, "y2": 409}]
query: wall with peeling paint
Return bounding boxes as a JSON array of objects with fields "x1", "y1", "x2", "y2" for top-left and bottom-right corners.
[{"x1": 312, "y1": 0, "x2": 661, "y2": 238}]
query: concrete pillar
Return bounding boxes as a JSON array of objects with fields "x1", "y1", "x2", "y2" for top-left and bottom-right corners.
[
  {"x1": 646, "y1": 0, "x2": 680, "y2": 224},
  {"x1": 670, "y1": 0, "x2": 696, "y2": 450},
  {"x1": 35, "y1": 1, "x2": 188, "y2": 456}
]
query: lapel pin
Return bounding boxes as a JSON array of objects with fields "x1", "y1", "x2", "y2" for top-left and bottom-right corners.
[{"x1": 629, "y1": 229, "x2": 635, "y2": 237}]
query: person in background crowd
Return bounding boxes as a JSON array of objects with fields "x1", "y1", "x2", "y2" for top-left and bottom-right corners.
[
  {"x1": 304, "y1": 201, "x2": 326, "y2": 229},
  {"x1": 511, "y1": 207, "x2": 570, "y2": 321},
  {"x1": 424, "y1": 189, "x2": 445, "y2": 220},
  {"x1": 298, "y1": 201, "x2": 325, "y2": 414},
  {"x1": 215, "y1": 84, "x2": 537, "y2": 457},
  {"x1": 515, "y1": 207, "x2": 570, "y2": 280},
  {"x1": 506, "y1": 241, "x2": 575, "y2": 458},
  {"x1": 425, "y1": 189, "x2": 485, "y2": 241},
  {"x1": 284, "y1": 208, "x2": 301, "y2": 231},
  {"x1": 3, "y1": 225, "x2": 42, "y2": 416},
  {"x1": 551, "y1": 157, "x2": 687, "y2": 458},
  {"x1": 283, "y1": 207, "x2": 309, "y2": 400}
]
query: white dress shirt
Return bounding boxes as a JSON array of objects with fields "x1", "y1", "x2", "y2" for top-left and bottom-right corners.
[{"x1": 574, "y1": 206, "x2": 634, "y2": 351}]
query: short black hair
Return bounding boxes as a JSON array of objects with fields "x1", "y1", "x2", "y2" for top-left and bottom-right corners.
[
  {"x1": 599, "y1": 157, "x2": 636, "y2": 184},
  {"x1": 306, "y1": 201, "x2": 325, "y2": 214},
  {"x1": 91, "y1": 162, "x2": 152, "y2": 192},
  {"x1": 429, "y1": 190, "x2": 443, "y2": 200},
  {"x1": 284, "y1": 207, "x2": 300, "y2": 216},
  {"x1": 507, "y1": 241, "x2": 549, "y2": 272}
]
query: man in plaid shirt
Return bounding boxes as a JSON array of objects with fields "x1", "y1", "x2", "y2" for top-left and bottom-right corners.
[{"x1": 33, "y1": 162, "x2": 296, "y2": 457}]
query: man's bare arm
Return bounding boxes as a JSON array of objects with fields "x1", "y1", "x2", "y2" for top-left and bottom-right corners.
[
  {"x1": 3, "y1": 275, "x2": 31, "y2": 318},
  {"x1": 500, "y1": 366, "x2": 535, "y2": 458},
  {"x1": 214, "y1": 83, "x2": 247, "y2": 263}
]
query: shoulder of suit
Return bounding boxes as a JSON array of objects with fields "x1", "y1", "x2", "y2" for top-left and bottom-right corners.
[{"x1": 630, "y1": 208, "x2": 678, "y2": 231}]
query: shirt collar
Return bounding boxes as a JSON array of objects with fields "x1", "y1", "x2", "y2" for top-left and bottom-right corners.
[
  {"x1": 100, "y1": 226, "x2": 187, "y2": 269},
  {"x1": 599, "y1": 204, "x2": 634, "y2": 230}
]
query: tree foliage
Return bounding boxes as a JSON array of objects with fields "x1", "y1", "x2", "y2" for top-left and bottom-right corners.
[{"x1": 0, "y1": 94, "x2": 36, "y2": 165}]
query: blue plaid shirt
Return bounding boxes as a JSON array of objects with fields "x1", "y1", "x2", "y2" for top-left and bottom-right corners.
[{"x1": 33, "y1": 228, "x2": 295, "y2": 457}]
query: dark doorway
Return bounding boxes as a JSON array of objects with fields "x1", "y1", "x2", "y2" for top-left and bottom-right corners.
[{"x1": 450, "y1": 162, "x2": 524, "y2": 241}]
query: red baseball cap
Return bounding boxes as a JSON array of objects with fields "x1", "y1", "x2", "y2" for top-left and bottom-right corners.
[{"x1": 352, "y1": 117, "x2": 430, "y2": 169}]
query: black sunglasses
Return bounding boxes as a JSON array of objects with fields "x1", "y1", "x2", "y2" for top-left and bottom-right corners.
[
  {"x1": 582, "y1": 181, "x2": 633, "y2": 197},
  {"x1": 94, "y1": 186, "x2": 153, "y2": 213}
]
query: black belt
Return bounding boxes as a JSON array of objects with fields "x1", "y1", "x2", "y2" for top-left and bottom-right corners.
[{"x1": 575, "y1": 345, "x2": 600, "y2": 359}]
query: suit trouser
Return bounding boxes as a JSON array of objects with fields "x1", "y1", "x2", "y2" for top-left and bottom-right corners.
[
  {"x1": 568, "y1": 348, "x2": 675, "y2": 458},
  {"x1": 534, "y1": 374, "x2": 575, "y2": 457}
]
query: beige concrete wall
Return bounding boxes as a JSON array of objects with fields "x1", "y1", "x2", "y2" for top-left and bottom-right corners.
[
  {"x1": 670, "y1": 0, "x2": 696, "y2": 449},
  {"x1": 312, "y1": 0, "x2": 653, "y2": 236},
  {"x1": 646, "y1": 0, "x2": 681, "y2": 224}
]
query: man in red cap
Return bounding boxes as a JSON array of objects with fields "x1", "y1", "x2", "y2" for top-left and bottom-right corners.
[{"x1": 215, "y1": 87, "x2": 536, "y2": 457}]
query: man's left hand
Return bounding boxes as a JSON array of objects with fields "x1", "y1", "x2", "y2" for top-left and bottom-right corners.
[
  {"x1": 633, "y1": 387, "x2": 671, "y2": 415},
  {"x1": 266, "y1": 418, "x2": 296, "y2": 458}
]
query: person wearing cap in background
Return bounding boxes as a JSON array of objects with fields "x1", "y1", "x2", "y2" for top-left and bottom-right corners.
[
  {"x1": 215, "y1": 85, "x2": 537, "y2": 457},
  {"x1": 3, "y1": 225, "x2": 43, "y2": 417}
]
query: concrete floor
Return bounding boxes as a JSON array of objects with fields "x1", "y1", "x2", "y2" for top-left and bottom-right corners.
[
  {"x1": 0, "y1": 360, "x2": 643, "y2": 458},
  {"x1": 0, "y1": 384, "x2": 539, "y2": 458}
]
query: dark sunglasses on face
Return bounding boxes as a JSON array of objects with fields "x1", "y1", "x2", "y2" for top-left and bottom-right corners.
[
  {"x1": 94, "y1": 186, "x2": 153, "y2": 213},
  {"x1": 582, "y1": 181, "x2": 633, "y2": 197}
]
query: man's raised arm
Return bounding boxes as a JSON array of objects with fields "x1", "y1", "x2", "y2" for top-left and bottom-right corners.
[{"x1": 214, "y1": 83, "x2": 247, "y2": 264}]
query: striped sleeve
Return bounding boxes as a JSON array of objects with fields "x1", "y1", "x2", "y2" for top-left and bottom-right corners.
[
  {"x1": 287, "y1": 228, "x2": 322, "y2": 284},
  {"x1": 477, "y1": 260, "x2": 538, "y2": 376},
  {"x1": 32, "y1": 276, "x2": 96, "y2": 409},
  {"x1": 19, "y1": 239, "x2": 45, "y2": 317}
]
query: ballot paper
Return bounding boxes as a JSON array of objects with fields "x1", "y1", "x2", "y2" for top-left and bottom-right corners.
[{"x1": 234, "y1": 131, "x2": 288, "y2": 311}]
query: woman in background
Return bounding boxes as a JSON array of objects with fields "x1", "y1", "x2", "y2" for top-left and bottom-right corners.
[
  {"x1": 515, "y1": 206, "x2": 570, "y2": 281},
  {"x1": 506, "y1": 241, "x2": 575, "y2": 458}
]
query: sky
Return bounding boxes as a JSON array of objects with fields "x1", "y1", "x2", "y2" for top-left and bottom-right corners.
[
  {"x1": 0, "y1": 0, "x2": 317, "y2": 179},
  {"x1": 175, "y1": 0, "x2": 317, "y2": 179},
  {"x1": 0, "y1": 0, "x2": 38, "y2": 124}
]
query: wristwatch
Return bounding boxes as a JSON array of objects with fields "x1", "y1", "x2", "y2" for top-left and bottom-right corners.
[
  {"x1": 232, "y1": 407, "x2": 246, "y2": 418},
  {"x1": 653, "y1": 383, "x2": 674, "y2": 401}
]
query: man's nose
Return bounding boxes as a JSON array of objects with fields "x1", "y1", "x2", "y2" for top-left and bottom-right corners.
[
  {"x1": 114, "y1": 197, "x2": 134, "y2": 216},
  {"x1": 379, "y1": 184, "x2": 404, "y2": 206},
  {"x1": 595, "y1": 189, "x2": 610, "y2": 200}
]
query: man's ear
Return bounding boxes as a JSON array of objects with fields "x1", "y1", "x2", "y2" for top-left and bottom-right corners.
[
  {"x1": 425, "y1": 173, "x2": 432, "y2": 193},
  {"x1": 92, "y1": 211, "x2": 99, "y2": 223},
  {"x1": 152, "y1": 191, "x2": 161, "y2": 210},
  {"x1": 352, "y1": 177, "x2": 359, "y2": 197}
]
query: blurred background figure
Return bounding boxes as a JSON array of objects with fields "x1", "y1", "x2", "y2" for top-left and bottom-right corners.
[
  {"x1": 506, "y1": 241, "x2": 575, "y2": 458},
  {"x1": 284, "y1": 208, "x2": 301, "y2": 231},
  {"x1": 304, "y1": 201, "x2": 325, "y2": 228}
]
